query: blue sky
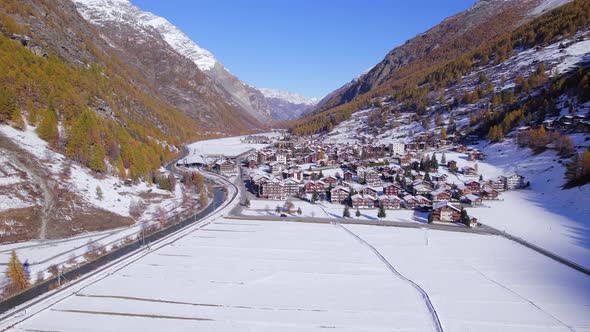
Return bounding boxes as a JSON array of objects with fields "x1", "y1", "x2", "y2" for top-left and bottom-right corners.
[{"x1": 131, "y1": 0, "x2": 478, "y2": 99}]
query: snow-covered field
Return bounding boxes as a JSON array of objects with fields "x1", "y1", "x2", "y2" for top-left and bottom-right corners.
[
  {"x1": 185, "y1": 132, "x2": 280, "y2": 158},
  {"x1": 466, "y1": 140, "x2": 590, "y2": 269},
  {"x1": 245, "y1": 199, "x2": 426, "y2": 222},
  {"x1": 6, "y1": 218, "x2": 589, "y2": 331}
]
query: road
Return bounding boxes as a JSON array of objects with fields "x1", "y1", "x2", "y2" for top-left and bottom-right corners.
[{"x1": 0, "y1": 153, "x2": 242, "y2": 327}]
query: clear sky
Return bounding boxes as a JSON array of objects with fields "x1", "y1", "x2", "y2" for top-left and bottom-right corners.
[{"x1": 131, "y1": 0, "x2": 478, "y2": 99}]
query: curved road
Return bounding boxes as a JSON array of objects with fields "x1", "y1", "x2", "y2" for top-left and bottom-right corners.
[{"x1": 0, "y1": 155, "x2": 241, "y2": 327}]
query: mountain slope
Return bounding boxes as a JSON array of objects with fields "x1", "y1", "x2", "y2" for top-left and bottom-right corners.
[
  {"x1": 73, "y1": 0, "x2": 272, "y2": 123},
  {"x1": 0, "y1": 0, "x2": 202, "y2": 240},
  {"x1": 259, "y1": 88, "x2": 319, "y2": 121},
  {"x1": 314, "y1": 0, "x2": 573, "y2": 114}
]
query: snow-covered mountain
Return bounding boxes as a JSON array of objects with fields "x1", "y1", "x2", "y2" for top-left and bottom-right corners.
[
  {"x1": 258, "y1": 88, "x2": 319, "y2": 122},
  {"x1": 73, "y1": 0, "x2": 272, "y2": 122}
]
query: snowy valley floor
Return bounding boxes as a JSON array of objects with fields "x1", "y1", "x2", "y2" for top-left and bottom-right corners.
[{"x1": 6, "y1": 218, "x2": 590, "y2": 332}]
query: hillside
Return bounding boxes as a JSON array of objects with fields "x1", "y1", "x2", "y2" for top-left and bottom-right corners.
[
  {"x1": 0, "y1": 0, "x2": 228, "y2": 241},
  {"x1": 313, "y1": 0, "x2": 573, "y2": 114},
  {"x1": 73, "y1": 0, "x2": 273, "y2": 125}
]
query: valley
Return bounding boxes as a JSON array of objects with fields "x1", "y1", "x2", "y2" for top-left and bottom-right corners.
[{"x1": 0, "y1": 0, "x2": 589, "y2": 330}]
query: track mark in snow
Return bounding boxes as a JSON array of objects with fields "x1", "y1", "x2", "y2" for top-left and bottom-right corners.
[
  {"x1": 335, "y1": 223, "x2": 444, "y2": 332},
  {"x1": 199, "y1": 229, "x2": 256, "y2": 233},
  {"x1": 50, "y1": 309, "x2": 214, "y2": 321},
  {"x1": 212, "y1": 222, "x2": 259, "y2": 226},
  {"x1": 469, "y1": 265, "x2": 575, "y2": 332},
  {"x1": 76, "y1": 293, "x2": 332, "y2": 313}
]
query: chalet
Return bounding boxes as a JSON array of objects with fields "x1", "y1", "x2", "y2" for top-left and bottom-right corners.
[
  {"x1": 455, "y1": 184, "x2": 472, "y2": 197},
  {"x1": 411, "y1": 183, "x2": 432, "y2": 196},
  {"x1": 403, "y1": 195, "x2": 430, "y2": 209},
  {"x1": 356, "y1": 167, "x2": 368, "y2": 179},
  {"x1": 343, "y1": 171, "x2": 354, "y2": 182},
  {"x1": 462, "y1": 165, "x2": 478, "y2": 176},
  {"x1": 403, "y1": 195, "x2": 419, "y2": 209},
  {"x1": 400, "y1": 153, "x2": 412, "y2": 167},
  {"x1": 361, "y1": 186, "x2": 379, "y2": 197},
  {"x1": 390, "y1": 142, "x2": 405, "y2": 156},
  {"x1": 383, "y1": 183, "x2": 402, "y2": 196},
  {"x1": 283, "y1": 178, "x2": 301, "y2": 196},
  {"x1": 462, "y1": 194, "x2": 483, "y2": 206},
  {"x1": 430, "y1": 188, "x2": 452, "y2": 202},
  {"x1": 352, "y1": 194, "x2": 376, "y2": 209},
  {"x1": 464, "y1": 181, "x2": 481, "y2": 193},
  {"x1": 364, "y1": 169, "x2": 382, "y2": 186},
  {"x1": 331, "y1": 186, "x2": 351, "y2": 204},
  {"x1": 260, "y1": 180, "x2": 285, "y2": 200},
  {"x1": 447, "y1": 160, "x2": 458, "y2": 172},
  {"x1": 481, "y1": 188, "x2": 500, "y2": 200},
  {"x1": 270, "y1": 162, "x2": 286, "y2": 175},
  {"x1": 431, "y1": 201, "x2": 462, "y2": 222},
  {"x1": 276, "y1": 153, "x2": 288, "y2": 164},
  {"x1": 492, "y1": 176, "x2": 507, "y2": 191},
  {"x1": 215, "y1": 159, "x2": 237, "y2": 175},
  {"x1": 415, "y1": 195, "x2": 432, "y2": 207},
  {"x1": 257, "y1": 150, "x2": 270, "y2": 163},
  {"x1": 430, "y1": 173, "x2": 448, "y2": 182},
  {"x1": 467, "y1": 150, "x2": 485, "y2": 161},
  {"x1": 322, "y1": 176, "x2": 339, "y2": 187},
  {"x1": 285, "y1": 169, "x2": 303, "y2": 182},
  {"x1": 341, "y1": 181, "x2": 354, "y2": 190},
  {"x1": 506, "y1": 174, "x2": 525, "y2": 190},
  {"x1": 304, "y1": 180, "x2": 326, "y2": 194},
  {"x1": 248, "y1": 159, "x2": 257, "y2": 169},
  {"x1": 379, "y1": 195, "x2": 402, "y2": 209}
]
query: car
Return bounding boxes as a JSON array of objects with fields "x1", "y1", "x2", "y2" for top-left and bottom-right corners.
[{"x1": 280, "y1": 213, "x2": 288, "y2": 218}]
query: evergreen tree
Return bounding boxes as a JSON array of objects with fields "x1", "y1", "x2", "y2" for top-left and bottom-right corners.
[
  {"x1": 297, "y1": 207, "x2": 302, "y2": 215},
  {"x1": 461, "y1": 209, "x2": 471, "y2": 227},
  {"x1": 5, "y1": 250, "x2": 29, "y2": 296},
  {"x1": 343, "y1": 206, "x2": 350, "y2": 218},
  {"x1": 431, "y1": 153, "x2": 439, "y2": 170},
  {"x1": 424, "y1": 171, "x2": 431, "y2": 182},
  {"x1": 428, "y1": 212, "x2": 433, "y2": 223},
  {"x1": 356, "y1": 209, "x2": 361, "y2": 217},
  {"x1": 276, "y1": 205, "x2": 282, "y2": 214},
  {"x1": 377, "y1": 203, "x2": 386, "y2": 218},
  {"x1": 311, "y1": 190, "x2": 318, "y2": 203}
]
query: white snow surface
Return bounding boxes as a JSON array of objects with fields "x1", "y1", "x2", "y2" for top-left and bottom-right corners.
[
  {"x1": 6, "y1": 219, "x2": 589, "y2": 331},
  {"x1": 185, "y1": 132, "x2": 279, "y2": 158},
  {"x1": 73, "y1": 0, "x2": 218, "y2": 71},
  {"x1": 530, "y1": 0, "x2": 572, "y2": 16},
  {"x1": 258, "y1": 88, "x2": 320, "y2": 106}
]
